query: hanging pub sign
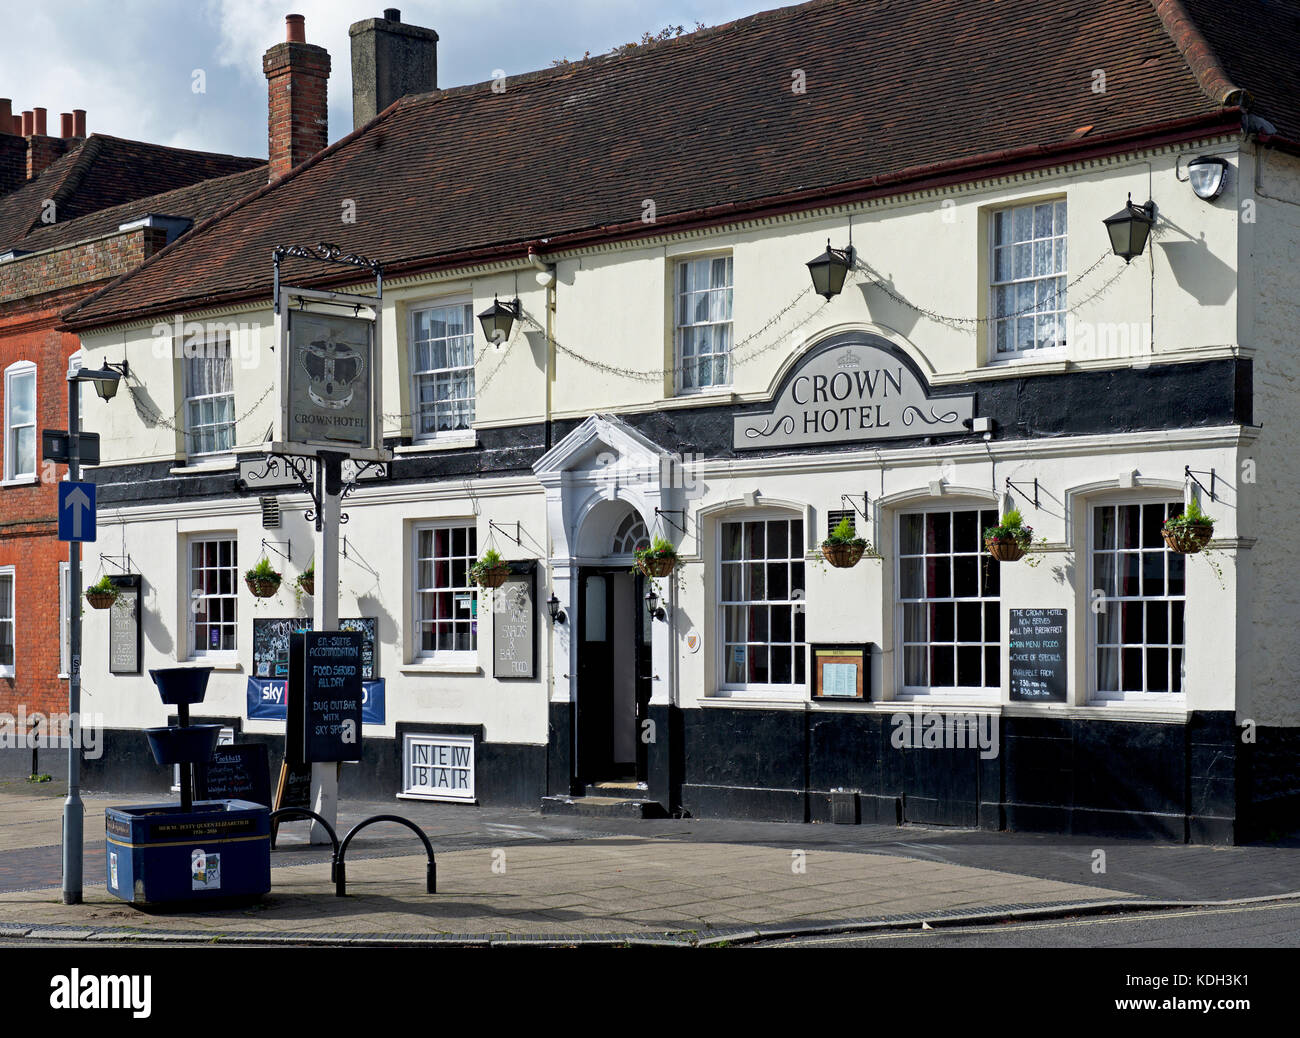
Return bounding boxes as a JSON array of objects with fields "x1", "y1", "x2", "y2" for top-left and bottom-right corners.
[
  {"x1": 492, "y1": 562, "x2": 537, "y2": 680},
  {"x1": 734, "y1": 334, "x2": 976, "y2": 449},
  {"x1": 107, "y1": 574, "x2": 142, "y2": 675},
  {"x1": 279, "y1": 303, "x2": 379, "y2": 454}
]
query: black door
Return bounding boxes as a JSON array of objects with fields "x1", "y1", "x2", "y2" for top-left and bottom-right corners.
[
  {"x1": 633, "y1": 570, "x2": 652, "y2": 783},
  {"x1": 576, "y1": 569, "x2": 615, "y2": 782}
]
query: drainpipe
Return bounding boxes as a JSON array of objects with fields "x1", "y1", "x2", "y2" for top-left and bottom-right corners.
[{"x1": 527, "y1": 245, "x2": 556, "y2": 453}]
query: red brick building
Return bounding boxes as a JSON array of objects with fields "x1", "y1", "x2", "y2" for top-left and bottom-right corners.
[{"x1": 0, "y1": 114, "x2": 265, "y2": 717}]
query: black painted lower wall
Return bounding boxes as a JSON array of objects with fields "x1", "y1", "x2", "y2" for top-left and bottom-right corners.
[{"x1": 20, "y1": 706, "x2": 1298, "y2": 845}]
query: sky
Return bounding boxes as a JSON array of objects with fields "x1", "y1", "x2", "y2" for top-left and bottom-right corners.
[{"x1": 0, "y1": 0, "x2": 775, "y2": 157}]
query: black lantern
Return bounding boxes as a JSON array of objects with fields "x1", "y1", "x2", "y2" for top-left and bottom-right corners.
[
  {"x1": 477, "y1": 295, "x2": 521, "y2": 347},
  {"x1": 547, "y1": 593, "x2": 565, "y2": 625},
  {"x1": 74, "y1": 361, "x2": 126, "y2": 401},
  {"x1": 806, "y1": 240, "x2": 854, "y2": 300},
  {"x1": 1186, "y1": 156, "x2": 1229, "y2": 201},
  {"x1": 645, "y1": 589, "x2": 665, "y2": 622},
  {"x1": 1103, "y1": 194, "x2": 1156, "y2": 263}
]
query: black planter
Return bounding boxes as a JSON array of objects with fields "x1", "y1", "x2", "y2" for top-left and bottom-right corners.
[
  {"x1": 148, "y1": 666, "x2": 214, "y2": 706},
  {"x1": 143, "y1": 724, "x2": 223, "y2": 766}
]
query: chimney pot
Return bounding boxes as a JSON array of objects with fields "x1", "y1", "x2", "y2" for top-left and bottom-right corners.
[
  {"x1": 384, "y1": 8, "x2": 400, "y2": 21},
  {"x1": 33, "y1": 108, "x2": 47, "y2": 136},
  {"x1": 286, "y1": 13, "x2": 306, "y2": 42},
  {"x1": 60, "y1": 112, "x2": 74, "y2": 138},
  {"x1": 73, "y1": 110, "x2": 87, "y2": 137},
  {"x1": 0, "y1": 100, "x2": 11, "y2": 132},
  {"x1": 21, "y1": 111, "x2": 33, "y2": 136},
  {"x1": 11, "y1": 116, "x2": 21, "y2": 136}
]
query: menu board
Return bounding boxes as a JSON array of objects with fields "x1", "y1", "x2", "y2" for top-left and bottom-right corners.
[
  {"x1": 301, "y1": 630, "x2": 363, "y2": 763},
  {"x1": 1008, "y1": 608, "x2": 1068, "y2": 702},
  {"x1": 492, "y1": 563, "x2": 537, "y2": 679},
  {"x1": 810, "y1": 644, "x2": 871, "y2": 700},
  {"x1": 107, "y1": 574, "x2": 142, "y2": 675},
  {"x1": 253, "y1": 616, "x2": 376, "y2": 680},
  {"x1": 195, "y1": 743, "x2": 272, "y2": 807}
]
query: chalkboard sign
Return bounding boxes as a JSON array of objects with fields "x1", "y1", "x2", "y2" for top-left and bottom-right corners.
[
  {"x1": 302, "y1": 630, "x2": 363, "y2": 762},
  {"x1": 107, "y1": 574, "x2": 142, "y2": 675},
  {"x1": 492, "y1": 562, "x2": 537, "y2": 679},
  {"x1": 253, "y1": 617, "x2": 377, "y2": 680},
  {"x1": 1008, "y1": 608, "x2": 1068, "y2": 702},
  {"x1": 195, "y1": 743, "x2": 271, "y2": 807}
]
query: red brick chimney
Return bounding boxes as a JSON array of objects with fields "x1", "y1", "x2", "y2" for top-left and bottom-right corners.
[
  {"x1": 24, "y1": 105, "x2": 71, "y2": 180},
  {"x1": 263, "y1": 13, "x2": 331, "y2": 181},
  {"x1": 0, "y1": 99, "x2": 25, "y2": 195}
]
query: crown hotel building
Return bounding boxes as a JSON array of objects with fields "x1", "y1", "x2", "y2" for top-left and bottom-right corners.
[{"x1": 59, "y1": 1, "x2": 1300, "y2": 842}]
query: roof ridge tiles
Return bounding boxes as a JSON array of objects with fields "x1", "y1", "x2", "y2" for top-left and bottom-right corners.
[{"x1": 1150, "y1": 0, "x2": 1251, "y2": 107}]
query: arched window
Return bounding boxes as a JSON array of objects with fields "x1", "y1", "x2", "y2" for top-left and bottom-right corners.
[{"x1": 611, "y1": 512, "x2": 650, "y2": 554}]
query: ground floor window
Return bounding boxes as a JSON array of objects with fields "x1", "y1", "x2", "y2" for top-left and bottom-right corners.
[
  {"x1": 413, "y1": 524, "x2": 478, "y2": 658},
  {"x1": 897, "y1": 507, "x2": 1000, "y2": 694},
  {"x1": 1091, "y1": 500, "x2": 1185, "y2": 698},
  {"x1": 190, "y1": 537, "x2": 237, "y2": 656},
  {"x1": 0, "y1": 566, "x2": 13, "y2": 677},
  {"x1": 719, "y1": 515, "x2": 806, "y2": 690}
]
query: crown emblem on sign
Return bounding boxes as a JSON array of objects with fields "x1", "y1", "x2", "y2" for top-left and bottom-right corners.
[
  {"x1": 299, "y1": 337, "x2": 365, "y2": 410},
  {"x1": 836, "y1": 350, "x2": 862, "y2": 369}
]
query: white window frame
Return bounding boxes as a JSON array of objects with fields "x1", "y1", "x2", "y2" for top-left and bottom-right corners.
[
  {"x1": 59, "y1": 561, "x2": 70, "y2": 678},
  {"x1": 674, "y1": 252, "x2": 734, "y2": 396},
  {"x1": 188, "y1": 535, "x2": 238, "y2": 660},
  {"x1": 1087, "y1": 494, "x2": 1187, "y2": 706},
  {"x1": 411, "y1": 522, "x2": 479, "y2": 664},
  {"x1": 182, "y1": 336, "x2": 235, "y2": 459},
  {"x1": 408, "y1": 299, "x2": 476, "y2": 441},
  {"x1": 989, "y1": 198, "x2": 1067, "y2": 360},
  {"x1": 3, "y1": 360, "x2": 37, "y2": 484},
  {"x1": 715, "y1": 509, "x2": 807, "y2": 699},
  {"x1": 0, "y1": 565, "x2": 14, "y2": 679},
  {"x1": 894, "y1": 502, "x2": 1002, "y2": 702}
]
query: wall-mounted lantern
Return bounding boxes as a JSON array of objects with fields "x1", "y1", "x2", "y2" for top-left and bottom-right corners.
[
  {"x1": 1103, "y1": 194, "x2": 1156, "y2": 263},
  {"x1": 547, "y1": 593, "x2": 566, "y2": 625},
  {"x1": 645, "y1": 588, "x2": 666, "y2": 622},
  {"x1": 477, "y1": 295, "x2": 521, "y2": 347},
  {"x1": 1186, "y1": 156, "x2": 1229, "y2": 201},
  {"x1": 805, "y1": 240, "x2": 854, "y2": 300}
]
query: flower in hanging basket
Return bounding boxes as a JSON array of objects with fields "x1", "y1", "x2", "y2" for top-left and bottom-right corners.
[
  {"x1": 244, "y1": 557, "x2": 283, "y2": 598},
  {"x1": 84, "y1": 575, "x2": 119, "y2": 610},
  {"x1": 471, "y1": 548, "x2": 511, "y2": 589},
  {"x1": 820, "y1": 516, "x2": 869, "y2": 569},
  {"x1": 1162, "y1": 498, "x2": 1215, "y2": 555},
  {"x1": 634, "y1": 536, "x2": 679, "y2": 578},
  {"x1": 296, "y1": 560, "x2": 315, "y2": 598},
  {"x1": 984, "y1": 510, "x2": 1034, "y2": 563}
]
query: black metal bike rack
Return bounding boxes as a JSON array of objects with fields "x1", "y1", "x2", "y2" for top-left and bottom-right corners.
[
  {"x1": 335, "y1": 814, "x2": 437, "y2": 897},
  {"x1": 268, "y1": 808, "x2": 341, "y2": 882}
]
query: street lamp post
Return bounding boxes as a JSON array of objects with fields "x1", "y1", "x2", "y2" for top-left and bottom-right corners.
[{"x1": 61, "y1": 356, "x2": 122, "y2": 905}]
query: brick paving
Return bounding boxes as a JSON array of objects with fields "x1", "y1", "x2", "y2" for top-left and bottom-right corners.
[{"x1": 0, "y1": 789, "x2": 1296, "y2": 944}]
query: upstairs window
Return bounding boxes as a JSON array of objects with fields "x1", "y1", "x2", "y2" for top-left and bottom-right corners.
[
  {"x1": 675, "y1": 254, "x2": 733, "y2": 393},
  {"x1": 3, "y1": 362, "x2": 36, "y2": 481},
  {"x1": 411, "y1": 302, "x2": 475, "y2": 438},
  {"x1": 991, "y1": 200, "x2": 1067, "y2": 357},
  {"x1": 184, "y1": 339, "x2": 235, "y2": 457}
]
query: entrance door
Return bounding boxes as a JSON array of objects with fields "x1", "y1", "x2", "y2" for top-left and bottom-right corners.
[{"x1": 576, "y1": 568, "x2": 650, "y2": 784}]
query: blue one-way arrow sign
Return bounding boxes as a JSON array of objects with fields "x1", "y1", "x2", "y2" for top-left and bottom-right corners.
[{"x1": 58, "y1": 481, "x2": 96, "y2": 542}]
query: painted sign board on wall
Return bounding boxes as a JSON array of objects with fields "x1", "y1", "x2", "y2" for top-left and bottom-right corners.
[{"x1": 1008, "y1": 608, "x2": 1068, "y2": 702}]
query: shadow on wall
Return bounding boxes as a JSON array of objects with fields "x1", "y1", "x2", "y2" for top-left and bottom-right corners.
[
  {"x1": 855, "y1": 268, "x2": 923, "y2": 340},
  {"x1": 1157, "y1": 231, "x2": 1236, "y2": 307}
]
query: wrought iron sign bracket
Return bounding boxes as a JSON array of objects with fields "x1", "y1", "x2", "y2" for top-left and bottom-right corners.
[
  {"x1": 260, "y1": 538, "x2": 292, "y2": 564},
  {"x1": 489, "y1": 520, "x2": 522, "y2": 546},
  {"x1": 840, "y1": 493, "x2": 870, "y2": 526},
  {"x1": 340, "y1": 460, "x2": 388, "y2": 503},
  {"x1": 655, "y1": 508, "x2": 687, "y2": 535},
  {"x1": 1005, "y1": 477, "x2": 1040, "y2": 509},
  {"x1": 273, "y1": 241, "x2": 384, "y2": 315},
  {"x1": 1184, "y1": 465, "x2": 1217, "y2": 502}
]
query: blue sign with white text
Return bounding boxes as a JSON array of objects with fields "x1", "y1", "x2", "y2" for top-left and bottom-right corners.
[
  {"x1": 57, "y1": 481, "x2": 96, "y2": 542},
  {"x1": 247, "y1": 677, "x2": 385, "y2": 725}
]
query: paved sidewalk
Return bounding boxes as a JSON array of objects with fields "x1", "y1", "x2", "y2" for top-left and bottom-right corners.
[{"x1": 0, "y1": 786, "x2": 1296, "y2": 946}]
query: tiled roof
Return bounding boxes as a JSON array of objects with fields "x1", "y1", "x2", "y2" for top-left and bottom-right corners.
[
  {"x1": 9, "y1": 166, "x2": 268, "y2": 254},
  {"x1": 0, "y1": 135, "x2": 262, "y2": 253},
  {"x1": 62, "y1": 0, "x2": 1300, "y2": 330}
]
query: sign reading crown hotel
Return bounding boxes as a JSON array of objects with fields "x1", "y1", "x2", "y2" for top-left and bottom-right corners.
[
  {"x1": 734, "y1": 337, "x2": 975, "y2": 449},
  {"x1": 283, "y1": 309, "x2": 375, "y2": 451}
]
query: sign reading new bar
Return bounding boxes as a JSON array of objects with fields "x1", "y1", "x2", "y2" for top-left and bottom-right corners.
[{"x1": 734, "y1": 335, "x2": 975, "y2": 449}]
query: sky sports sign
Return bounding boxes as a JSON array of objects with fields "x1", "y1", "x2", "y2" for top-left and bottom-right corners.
[{"x1": 248, "y1": 676, "x2": 385, "y2": 725}]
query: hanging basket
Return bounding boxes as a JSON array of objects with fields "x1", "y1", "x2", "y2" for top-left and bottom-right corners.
[
  {"x1": 1162, "y1": 522, "x2": 1214, "y2": 555},
  {"x1": 84, "y1": 591, "x2": 118, "y2": 610},
  {"x1": 298, "y1": 573, "x2": 315, "y2": 597},
  {"x1": 985, "y1": 536, "x2": 1028, "y2": 563},
  {"x1": 636, "y1": 555, "x2": 677, "y2": 578},
  {"x1": 820, "y1": 542, "x2": 865, "y2": 569},
  {"x1": 245, "y1": 575, "x2": 282, "y2": 598},
  {"x1": 474, "y1": 563, "x2": 511, "y2": 590}
]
